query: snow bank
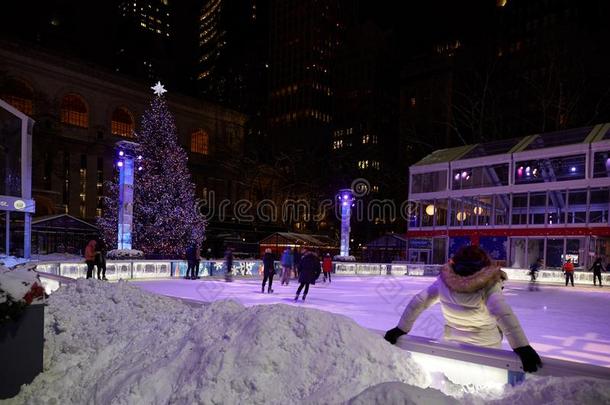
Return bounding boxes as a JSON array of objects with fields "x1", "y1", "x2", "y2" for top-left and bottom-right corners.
[
  {"x1": 348, "y1": 382, "x2": 458, "y2": 405},
  {"x1": 0, "y1": 263, "x2": 42, "y2": 305},
  {"x1": 9, "y1": 280, "x2": 429, "y2": 404}
]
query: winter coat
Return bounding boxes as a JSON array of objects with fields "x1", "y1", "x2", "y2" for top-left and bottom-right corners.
[
  {"x1": 84, "y1": 240, "x2": 97, "y2": 261},
  {"x1": 298, "y1": 252, "x2": 321, "y2": 284},
  {"x1": 280, "y1": 249, "x2": 294, "y2": 267},
  {"x1": 322, "y1": 257, "x2": 332, "y2": 273},
  {"x1": 225, "y1": 250, "x2": 233, "y2": 271},
  {"x1": 590, "y1": 261, "x2": 603, "y2": 274},
  {"x1": 563, "y1": 262, "x2": 575, "y2": 273},
  {"x1": 263, "y1": 252, "x2": 275, "y2": 276},
  {"x1": 186, "y1": 246, "x2": 197, "y2": 261},
  {"x1": 397, "y1": 265, "x2": 529, "y2": 349}
]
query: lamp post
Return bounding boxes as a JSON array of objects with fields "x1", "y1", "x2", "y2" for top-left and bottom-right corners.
[
  {"x1": 116, "y1": 141, "x2": 140, "y2": 250},
  {"x1": 338, "y1": 188, "x2": 354, "y2": 258}
]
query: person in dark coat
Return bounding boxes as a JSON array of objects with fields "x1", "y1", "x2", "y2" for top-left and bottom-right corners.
[
  {"x1": 294, "y1": 249, "x2": 321, "y2": 301},
  {"x1": 185, "y1": 244, "x2": 197, "y2": 279},
  {"x1": 261, "y1": 248, "x2": 276, "y2": 293},
  {"x1": 224, "y1": 248, "x2": 234, "y2": 282},
  {"x1": 528, "y1": 258, "x2": 542, "y2": 291},
  {"x1": 95, "y1": 238, "x2": 108, "y2": 281},
  {"x1": 590, "y1": 257, "x2": 604, "y2": 287}
]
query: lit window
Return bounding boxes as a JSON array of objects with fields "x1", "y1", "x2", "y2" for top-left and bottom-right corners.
[
  {"x1": 1, "y1": 78, "x2": 34, "y2": 115},
  {"x1": 191, "y1": 129, "x2": 209, "y2": 155},
  {"x1": 60, "y1": 94, "x2": 89, "y2": 128},
  {"x1": 410, "y1": 97, "x2": 417, "y2": 107},
  {"x1": 362, "y1": 134, "x2": 370, "y2": 144},
  {"x1": 111, "y1": 107, "x2": 134, "y2": 137}
]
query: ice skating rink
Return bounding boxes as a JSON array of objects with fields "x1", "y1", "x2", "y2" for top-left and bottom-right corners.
[{"x1": 132, "y1": 275, "x2": 610, "y2": 367}]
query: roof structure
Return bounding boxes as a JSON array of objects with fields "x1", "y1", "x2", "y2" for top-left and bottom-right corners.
[
  {"x1": 259, "y1": 232, "x2": 337, "y2": 248},
  {"x1": 413, "y1": 124, "x2": 610, "y2": 166}
]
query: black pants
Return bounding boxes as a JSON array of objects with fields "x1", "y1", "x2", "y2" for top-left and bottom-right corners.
[
  {"x1": 186, "y1": 261, "x2": 196, "y2": 278},
  {"x1": 86, "y1": 260, "x2": 95, "y2": 279},
  {"x1": 296, "y1": 282, "x2": 310, "y2": 297},
  {"x1": 565, "y1": 272, "x2": 574, "y2": 286},
  {"x1": 193, "y1": 260, "x2": 200, "y2": 278},
  {"x1": 96, "y1": 256, "x2": 106, "y2": 279},
  {"x1": 594, "y1": 271, "x2": 602, "y2": 286},
  {"x1": 262, "y1": 273, "x2": 274, "y2": 292},
  {"x1": 323, "y1": 272, "x2": 331, "y2": 282}
]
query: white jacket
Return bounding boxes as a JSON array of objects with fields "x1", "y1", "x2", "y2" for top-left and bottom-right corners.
[{"x1": 397, "y1": 265, "x2": 529, "y2": 349}]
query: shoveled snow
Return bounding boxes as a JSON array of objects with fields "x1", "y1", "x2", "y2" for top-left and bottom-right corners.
[
  {"x1": 0, "y1": 263, "x2": 41, "y2": 304},
  {"x1": 8, "y1": 280, "x2": 429, "y2": 404}
]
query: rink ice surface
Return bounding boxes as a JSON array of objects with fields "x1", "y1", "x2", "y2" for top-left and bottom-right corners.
[{"x1": 132, "y1": 275, "x2": 610, "y2": 368}]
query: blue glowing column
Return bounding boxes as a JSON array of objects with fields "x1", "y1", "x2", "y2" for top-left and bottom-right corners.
[
  {"x1": 339, "y1": 189, "x2": 354, "y2": 257},
  {"x1": 117, "y1": 156, "x2": 134, "y2": 250}
]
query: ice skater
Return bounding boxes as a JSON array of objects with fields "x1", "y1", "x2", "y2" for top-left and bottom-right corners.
[
  {"x1": 384, "y1": 245, "x2": 542, "y2": 373},
  {"x1": 294, "y1": 248, "x2": 321, "y2": 301},
  {"x1": 95, "y1": 238, "x2": 108, "y2": 281},
  {"x1": 322, "y1": 253, "x2": 332, "y2": 283},
  {"x1": 262, "y1": 248, "x2": 275, "y2": 293},
  {"x1": 590, "y1": 257, "x2": 604, "y2": 287},
  {"x1": 224, "y1": 247, "x2": 234, "y2": 282},
  {"x1": 528, "y1": 258, "x2": 542, "y2": 291},
  {"x1": 563, "y1": 258, "x2": 575, "y2": 287},
  {"x1": 185, "y1": 243, "x2": 197, "y2": 279},
  {"x1": 84, "y1": 239, "x2": 97, "y2": 279},
  {"x1": 280, "y1": 247, "x2": 293, "y2": 286}
]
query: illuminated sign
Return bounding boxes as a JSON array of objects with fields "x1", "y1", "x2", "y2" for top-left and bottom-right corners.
[{"x1": 0, "y1": 196, "x2": 35, "y2": 213}]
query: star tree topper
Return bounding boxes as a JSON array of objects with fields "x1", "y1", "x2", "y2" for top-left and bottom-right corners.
[{"x1": 151, "y1": 81, "x2": 167, "y2": 96}]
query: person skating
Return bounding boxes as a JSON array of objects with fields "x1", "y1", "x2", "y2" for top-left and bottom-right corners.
[
  {"x1": 322, "y1": 253, "x2": 332, "y2": 283},
  {"x1": 563, "y1": 259, "x2": 575, "y2": 287},
  {"x1": 95, "y1": 238, "x2": 108, "y2": 281},
  {"x1": 384, "y1": 245, "x2": 542, "y2": 373},
  {"x1": 294, "y1": 248, "x2": 321, "y2": 301},
  {"x1": 280, "y1": 248, "x2": 293, "y2": 286},
  {"x1": 224, "y1": 247, "x2": 234, "y2": 282},
  {"x1": 84, "y1": 239, "x2": 97, "y2": 279},
  {"x1": 262, "y1": 248, "x2": 276, "y2": 293},
  {"x1": 590, "y1": 257, "x2": 604, "y2": 287},
  {"x1": 528, "y1": 258, "x2": 542, "y2": 291},
  {"x1": 185, "y1": 243, "x2": 197, "y2": 279}
]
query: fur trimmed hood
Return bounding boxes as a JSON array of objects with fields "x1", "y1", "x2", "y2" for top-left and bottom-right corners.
[{"x1": 440, "y1": 264, "x2": 507, "y2": 294}]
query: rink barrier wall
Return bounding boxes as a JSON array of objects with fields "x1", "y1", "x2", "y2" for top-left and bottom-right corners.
[{"x1": 31, "y1": 260, "x2": 609, "y2": 285}]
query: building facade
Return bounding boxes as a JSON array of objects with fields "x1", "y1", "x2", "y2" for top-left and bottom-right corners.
[
  {"x1": 406, "y1": 124, "x2": 610, "y2": 271},
  {"x1": 0, "y1": 40, "x2": 246, "y2": 254}
]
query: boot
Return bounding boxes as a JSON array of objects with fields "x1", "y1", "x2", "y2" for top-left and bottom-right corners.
[
  {"x1": 302, "y1": 295, "x2": 306, "y2": 301},
  {"x1": 262, "y1": 286, "x2": 265, "y2": 293},
  {"x1": 294, "y1": 295, "x2": 299, "y2": 302}
]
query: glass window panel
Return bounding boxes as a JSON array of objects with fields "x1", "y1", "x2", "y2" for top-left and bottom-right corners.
[
  {"x1": 432, "y1": 238, "x2": 446, "y2": 264},
  {"x1": 527, "y1": 239, "x2": 545, "y2": 268},
  {"x1": 421, "y1": 200, "x2": 434, "y2": 227},
  {"x1": 529, "y1": 191, "x2": 546, "y2": 225},
  {"x1": 565, "y1": 239, "x2": 582, "y2": 268},
  {"x1": 452, "y1": 164, "x2": 509, "y2": 190},
  {"x1": 493, "y1": 194, "x2": 509, "y2": 225},
  {"x1": 434, "y1": 199, "x2": 448, "y2": 227},
  {"x1": 592, "y1": 151, "x2": 610, "y2": 178},
  {"x1": 547, "y1": 190, "x2": 566, "y2": 225},
  {"x1": 408, "y1": 202, "x2": 420, "y2": 228},
  {"x1": 510, "y1": 238, "x2": 526, "y2": 268},
  {"x1": 450, "y1": 198, "x2": 463, "y2": 227},
  {"x1": 474, "y1": 196, "x2": 492, "y2": 226},
  {"x1": 511, "y1": 193, "x2": 528, "y2": 225},
  {"x1": 567, "y1": 189, "x2": 587, "y2": 223},
  {"x1": 411, "y1": 171, "x2": 447, "y2": 193},
  {"x1": 589, "y1": 188, "x2": 609, "y2": 224},
  {"x1": 515, "y1": 154, "x2": 586, "y2": 184},
  {"x1": 0, "y1": 109, "x2": 22, "y2": 196},
  {"x1": 546, "y1": 238, "x2": 564, "y2": 269}
]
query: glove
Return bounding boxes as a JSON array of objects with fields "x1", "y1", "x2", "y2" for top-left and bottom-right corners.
[
  {"x1": 514, "y1": 345, "x2": 542, "y2": 372},
  {"x1": 384, "y1": 327, "x2": 406, "y2": 344}
]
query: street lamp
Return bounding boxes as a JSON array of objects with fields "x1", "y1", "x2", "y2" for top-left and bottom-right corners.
[{"x1": 337, "y1": 188, "x2": 354, "y2": 258}]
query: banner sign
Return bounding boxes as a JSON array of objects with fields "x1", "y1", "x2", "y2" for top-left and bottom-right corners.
[{"x1": 0, "y1": 195, "x2": 35, "y2": 213}]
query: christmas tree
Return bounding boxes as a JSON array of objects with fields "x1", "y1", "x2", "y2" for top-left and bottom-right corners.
[{"x1": 98, "y1": 83, "x2": 205, "y2": 257}]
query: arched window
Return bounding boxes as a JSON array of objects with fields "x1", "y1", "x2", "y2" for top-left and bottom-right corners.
[
  {"x1": 60, "y1": 93, "x2": 89, "y2": 128},
  {"x1": 111, "y1": 107, "x2": 134, "y2": 137},
  {"x1": 1, "y1": 78, "x2": 34, "y2": 115},
  {"x1": 191, "y1": 129, "x2": 209, "y2": 155}
]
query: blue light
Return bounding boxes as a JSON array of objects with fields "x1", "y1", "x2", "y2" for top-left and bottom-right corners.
[
  {"x1": 119, "y1": 150, "x2": 124, "y2": 157},
  {"x1": 343, "y1": 194, "x2": 348, "y2": 200},
  {"x1": 570, "y1": 166, "x2": 576, "y2": 173},
  {"x1": 117, "y1": 161, "x2": 124, "y2": 167},
  {"x1": 138, "y1": 166, "x2": 143, "y2": 171},
  {"x1": 137, "y1": 155, "x2": 143, "y2": 160}
]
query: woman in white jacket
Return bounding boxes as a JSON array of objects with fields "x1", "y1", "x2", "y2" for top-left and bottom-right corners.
[{"x1": 384, "y1": 245, "x2": 542, "y2": 372}]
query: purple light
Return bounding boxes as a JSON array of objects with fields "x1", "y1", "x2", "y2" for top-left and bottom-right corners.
[
  {"x1": 454, "y1": 173, "x2": 460, "y2": 181},
  {"x1": 138, "y1": 166, "x2": 143, "y2": 171},
  {"x1": 343, "y1": 194, "x2": 348, "y2": 200},
  {"x1": 461, "y1": 171, "x2": 468, "y2": 179},
  {"x1": 137, "y1": 155, "x2": 143, "y2": 160},
  {"x1": 342, "y1": 201, "x2": 348, "y2": 206},
  {"x1": 119, "y1": 150, "x2": 124, "y2": 157},
  {"x1": 517, "y1": 166, "x2": 523, "y2": 177},
  {"x1": 570, "y1": 166, "x2": 576, "y2": 173},
  {"x1": 117, "y1": 161, "x2": 123, "y2": 167}
]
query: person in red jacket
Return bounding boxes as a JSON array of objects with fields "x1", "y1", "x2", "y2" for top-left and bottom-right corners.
[
  {"x1": 84, "y1": 239, "x2": 97, "y2": 279},
  {"x1": 322, "y1": 253, "x2": 332, "y2": 283},
  {"x1": 563, "y1": 259, "x2": 575, "y2": 287}
]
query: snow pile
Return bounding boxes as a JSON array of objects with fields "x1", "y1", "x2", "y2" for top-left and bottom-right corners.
[
  {"x1": 347, "y1": 375, "x2": 610, "y2": 405},
  {"x1": 0, "y1": 255, "x2": 29, "y2": 268},
  {"x1": 107, "y1": 249, "x2": 145, "y2": 259},
  {"x1": 9, "y1": 280, "x2": 429, "y2": 404},
  {"x1": 0, "y1": 263, "x2": 42, "y2": 305}
]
